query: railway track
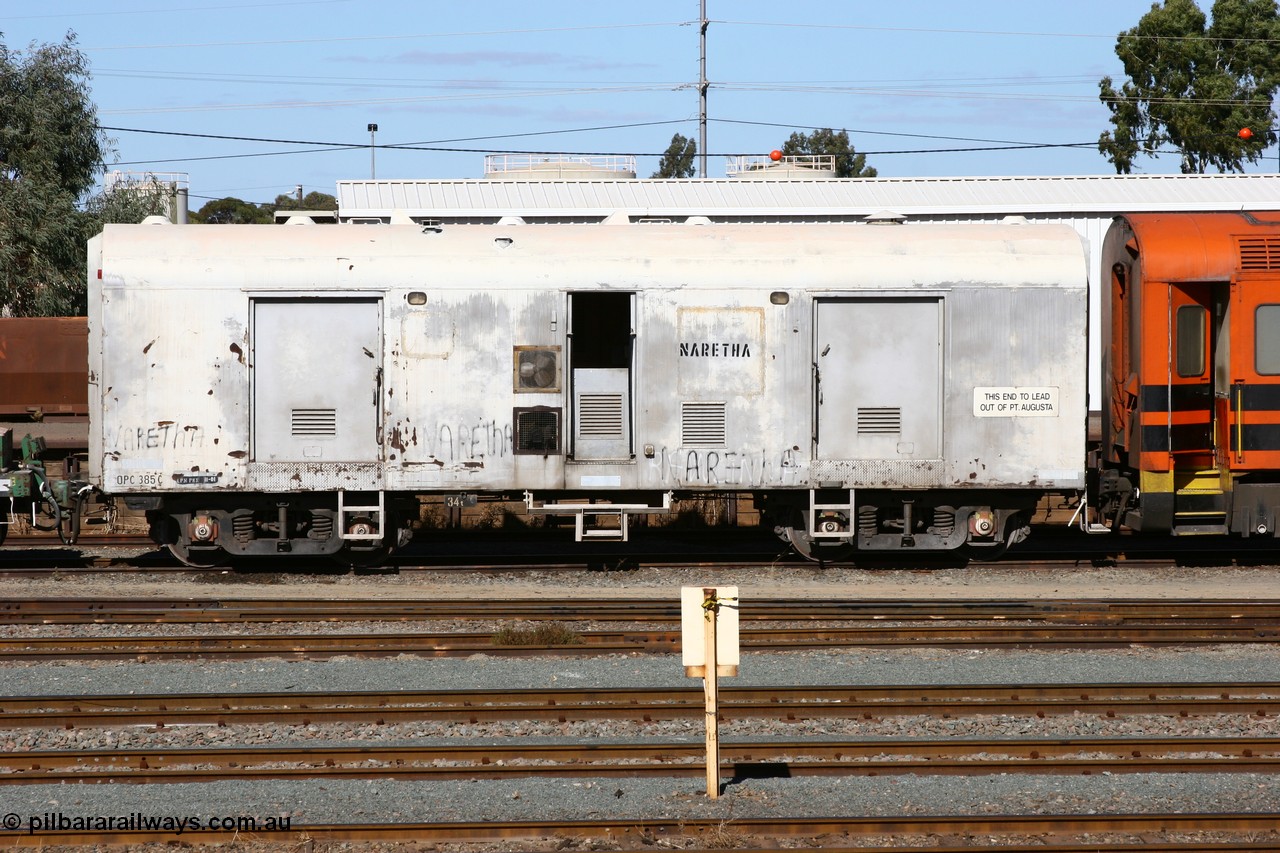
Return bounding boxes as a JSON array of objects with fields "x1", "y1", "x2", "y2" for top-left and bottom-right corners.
[
  {"x1": 2, "y1": 814, "x2": 1279, "y2": 851},
  {"x1": 4, "y1": 597, "x2": 1279, "y2": 659},
  {"x1": 1, "y1": 622, "x2": 1278, "y2": 660},
  {"x1": 2, "y1": 595, "x2": 1277, "y2": 624},
  {"x1": 1, "y1": 682, "x2": 1276, "y2": 728},
  {"x1": 6, "y1": 525, "x2": 1280, "y2": 573},
  {"x1": 7, "y1": 735, "x2": 1280, "y2": 784}
]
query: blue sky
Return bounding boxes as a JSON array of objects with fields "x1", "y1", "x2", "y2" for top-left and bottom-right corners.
[{"x1": 3, "y1": 1, "x2": 1269, "y2": 208}]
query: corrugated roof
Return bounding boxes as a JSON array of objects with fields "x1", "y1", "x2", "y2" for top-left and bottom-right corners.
[{"x1": 336, "y1": 174, "x2": 1280, "y2": 221}]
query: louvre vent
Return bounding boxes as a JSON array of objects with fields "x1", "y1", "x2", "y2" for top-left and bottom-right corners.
[
  {"x1": 515, "y1": 408, "x2": 561, "y2": 454},
  {"x1": 515, "y1": 348, "x2": 559, "y2": 391},
  {"x1": 291, "y1": 408, "x2": 337, "y2": 437},
  {"x1": 682, "y1": 401, "x2": 727, "y2": 447},
  {"x1": 1239, "y1": 237, "x2": 1280, "y2": 271},
  {"x1": 578, "y1": 394, "x2": 624, "y2": 438},
  {"x1": 857, "y1": 407, "x2": 901, "y2": 435}
]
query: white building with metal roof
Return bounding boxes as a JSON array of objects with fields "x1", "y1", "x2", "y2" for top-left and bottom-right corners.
[{"x1": 333, "y1": 165, "x2": 1280, "y2": 407}]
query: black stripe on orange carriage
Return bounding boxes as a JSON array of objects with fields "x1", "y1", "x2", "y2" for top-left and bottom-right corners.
[
  {"x1": 1225, "y1": 384, "x2": 1280, "y2": 460},
  {"x1": 1222, "y1": 273, "x2": 1280, "y2": 469},
  {"x1": 1138, "y1": 383, "x2": 1215, "y2": 470}
]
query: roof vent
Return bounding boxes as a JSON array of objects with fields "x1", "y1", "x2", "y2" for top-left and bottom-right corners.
[
  {"x1": 864, "y1": 210, "x2": 906, "y2": 225},
  {"x1": 1238, "y1": 236, "x2": 1280, "y2": 271}
]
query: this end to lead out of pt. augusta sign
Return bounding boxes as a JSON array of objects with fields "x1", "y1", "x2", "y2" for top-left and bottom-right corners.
[{"x1": 973, "y1": 387, "x2": 1059, "y2": 417}]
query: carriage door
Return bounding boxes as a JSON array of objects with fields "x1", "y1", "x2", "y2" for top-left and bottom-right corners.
[
  {"x1": 814, "y1": 298, "x2": 941, "y2": 461},
  {"x1": 252, "y1": 298, "x2": 382, "y2": 463},
  {"x1": 1227, "y1": 276, "x2": 1280, "y2": 470},
  {"x1": 1156, "y1": 283, "x2": 1215, "y2": 468},
  {"x1": 568, "y1": 292, "x2": 634, "y2": 461}
]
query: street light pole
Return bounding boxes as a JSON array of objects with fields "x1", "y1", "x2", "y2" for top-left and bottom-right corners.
[{"x1": 368, "y1": 123, "x2": 378, "y2": 180}]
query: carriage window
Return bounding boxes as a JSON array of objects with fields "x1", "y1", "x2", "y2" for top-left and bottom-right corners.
[
  {"x1": 1257, "y1": 304, "x2": 1280, "y2": 375},
  {"x1": 1176, "y1": 305, "x2": 1206, "y2": 377}
]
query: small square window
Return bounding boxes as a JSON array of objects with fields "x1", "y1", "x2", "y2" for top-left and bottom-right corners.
[{"x1": 1257, "y1": 305, "x2": 1280, "y2": 375}]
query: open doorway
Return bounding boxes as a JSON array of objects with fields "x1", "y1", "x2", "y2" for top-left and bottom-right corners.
[{"x1": 569, "y1": 292, "x2": 634, "y2": 460}]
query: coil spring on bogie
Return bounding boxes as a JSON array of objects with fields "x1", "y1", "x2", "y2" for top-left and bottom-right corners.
[
  {"x1": 232, "y1": 514, "x2": 254, "y2": 543},
  {"x1": 308, "y1": 511, "x2": 334, "y2": 540},
  {"x1": 856, "y1": 506, "x2": 878, "y2": 537},
  {"x1": 931, "y1": 508, "x2": 956, "y2": 537}
]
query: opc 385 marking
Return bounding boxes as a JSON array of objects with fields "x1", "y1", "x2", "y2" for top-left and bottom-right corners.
[{"x1": 113, "y1": 472, "x2": 162, "y2": 488}]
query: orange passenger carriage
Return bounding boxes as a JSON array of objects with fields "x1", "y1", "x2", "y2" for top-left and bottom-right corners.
[{"x1": 1097, "y1": 212, "x2": 1280, "y2": 537}]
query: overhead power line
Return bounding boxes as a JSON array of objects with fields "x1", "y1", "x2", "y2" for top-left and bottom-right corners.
[{"x1": 100, "y1": 121, "x2": 1101, "y2": 169}]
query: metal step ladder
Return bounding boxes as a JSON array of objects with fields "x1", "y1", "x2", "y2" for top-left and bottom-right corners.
[
  {"x1": 1172, "y1": 468, "x2": 1228, "y2": 535},
  {"x1": 809, "y1": 489, "x2": 855, "y2": 539},
  {"x1": 337, "y1": 490, "x2": 385, "y2": 541},
  {"x1": 524, "y1": 491, "x2": 672, "y2": 542}
]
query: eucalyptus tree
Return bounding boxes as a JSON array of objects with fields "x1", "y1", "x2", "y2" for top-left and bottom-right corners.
[
  {"x1": 780, "y1": 128, "x2": 877, "y2": 178},
  {"x1": 1098, "y1": 0, "x2": 1280, "y2": 173},
  {"x1": 0, "y1": 32, "x2": 108, "y2": 315},
  {"x1": 652, "y1": 133, "x2": 697, "y2": 178}
]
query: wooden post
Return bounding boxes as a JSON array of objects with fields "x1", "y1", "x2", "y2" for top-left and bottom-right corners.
[
  {"x1": 703, "y1": 587, "x2": 720, "y2": 799},
  {"x1": 681, "y1": 585, "x2": 737, "y2": 799}
]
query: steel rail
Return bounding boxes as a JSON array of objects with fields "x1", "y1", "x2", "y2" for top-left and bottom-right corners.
[
  {"x1": 3, "y1": 596, "x2": 1280, "y2": 624},
  {"x1": 6, "y1": 736, "x2": 1280, "y2": 784},
  {"x1": 1, "y1": 682, "x2": 1277, "y2": 728},
  {"x1": 2, "y1": 813, "x2": 1280, "y2": 850},
  {"x1": 1, "y1": 623, "x2": 1279, "y2": 660}
]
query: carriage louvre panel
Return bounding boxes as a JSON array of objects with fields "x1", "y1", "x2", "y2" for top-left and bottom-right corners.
[
  {"x1": 577, "y1": 394, "x2": 625, "y2": 438},
  {"x1": 1238, "y1": 237, "x2": 1280, "y2": 271},
  {"x1": 682, "y1": 401, "x2": 727, "y2": 448},
  {"x1": 857, "y1": 407, "x2": 902, "y2": 435},
  {"x1": 291, "y1": 408, "x2": 337, "y2": 437}
]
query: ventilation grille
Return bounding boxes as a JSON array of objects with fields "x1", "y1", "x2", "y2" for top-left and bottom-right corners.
[
  {"x1": 578, "y1": 394, "x2": 624, "y2": 438},
  {"x1": 292, "y1": 408, "x2": 337, "y2": 437},
  {"x1": 682, "y1": 401, "x2": 727, "y2": 447},
  {"x1": 1239, "y1": 237, "x2": 1280, "y2": 271},
  {"x1": 857, "y1": 407, "x2": 901, "y2": 435},
  {"x1": 515, "y1": 408, "x2": 561, "y2": 454},
  {"x1": 515, "y1": 348, "x2": 559, "y2": 391}
]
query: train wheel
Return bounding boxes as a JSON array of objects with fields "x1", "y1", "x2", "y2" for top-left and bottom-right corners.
[
  {"x1": 166, "y1": 542, "x2": 230, "y2": 568},
  {"x1": 783, "y1": 524, "x2": 853, "y2": 563}
]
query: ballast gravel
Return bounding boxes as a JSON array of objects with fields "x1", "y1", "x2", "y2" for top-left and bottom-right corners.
[
  {"x1": 0, "y1": 562, "x2": 1279, "y2": 848},
  {"x1": 1, "y1": 647, "x2": 1279, "y2": 833}
]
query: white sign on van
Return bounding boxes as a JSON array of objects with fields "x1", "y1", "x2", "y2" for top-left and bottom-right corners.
[{"x1": 974, "y1": 386, "x2": 1059, "y2": 417}]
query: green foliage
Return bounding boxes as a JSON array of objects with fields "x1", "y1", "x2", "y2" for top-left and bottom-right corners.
[
  {"x1": 0, "y1": 32, "x2": 108, "y2": 316},
  {"x1": 1099, "y1": 0, "x2": 1280, "y2": 173},
  {"x1": 651, "y1": 133, "x2": 697, "y2": 178},
  {"x1": 780, "y1": 128, "x2": 877, "y2": 178},
  {"x1": 190, "y1": 196, "x2": 274, "y2": 225},
  {"x1": 84, "y1": 175, "x2": 172, "y2": 226},
  {"x1": 273, "y1": 189, "x2": 337, "y2": 211}
]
